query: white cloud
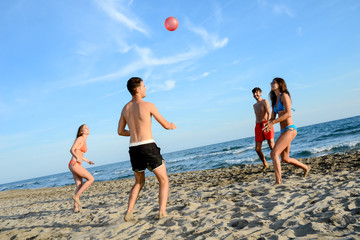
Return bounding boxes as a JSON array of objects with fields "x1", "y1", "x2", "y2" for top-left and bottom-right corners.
[
  {"x1": 297, "y1": 26, "x2": 303, "y2": 36},
  {"x1": 75, "y1": 45, "x2": 204, "y2": 86},
  {"x1": 95, "y1": 0, "x2": 149, "y2": 36},
  {"x1": 273, "y1": 5, "x2": 295, "y2": 18},
  {"x1": 202, "y1": 72, "x2": 210, "y2": 78},
  {"x1": 188, "y1": 70, "x2": 216, "y2": 81},
  {"x1": 164, "y1": 80, "x2": 175, "y2": 90},
  {"x1": 186, "y1": 20, "x2": 228, "y2": 49},
  {"x1": 148, "y1": 80, "x2": 176, "y2": 93},
  {"x1": 134, "y1": 45, "x2": 204, "y2": 66}
]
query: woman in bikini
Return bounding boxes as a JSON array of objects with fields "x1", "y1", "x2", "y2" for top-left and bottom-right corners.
[
  {"x1": 263, "y1": 78, "x2": 310, "y2": 184},
  {"x1": 69, "y1": 124, "x2": 95, "y2": 212}
]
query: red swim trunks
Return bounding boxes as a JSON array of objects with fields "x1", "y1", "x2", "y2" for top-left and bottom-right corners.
[{"x1": 255, "y1": 121, "x2": 274, "y2": 142}]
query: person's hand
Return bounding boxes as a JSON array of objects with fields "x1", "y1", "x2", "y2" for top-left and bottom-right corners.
[
  {"x1": 262, "y1": 121, "x2": 273, "y2": 133},
  {"x1": 170, "y1": 122, "x2": 177, "y2": 129},
  {"x1": 88, "y1": 160, "x2": 95, "y2": 165}
]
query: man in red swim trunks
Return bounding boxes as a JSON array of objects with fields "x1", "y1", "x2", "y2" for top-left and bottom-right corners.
[{"x1": 252, "y1": 87, "x2": 274, "y2": 171}]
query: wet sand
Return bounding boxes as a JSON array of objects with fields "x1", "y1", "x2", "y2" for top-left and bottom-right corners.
[{"x1": 1, "y1": 151, "x2": 359, "y2": 239}]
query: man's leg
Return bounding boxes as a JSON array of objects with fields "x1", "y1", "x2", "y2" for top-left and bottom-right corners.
[
  {"x1": 125, "y1": 171, "x2": 145, "y2": 221},
  {"x1": 255, "y1": 141, "x2": 268, "y2": 170},
  {"x1": 153, "y1": 163, "x2": 169, "y2": 218}
]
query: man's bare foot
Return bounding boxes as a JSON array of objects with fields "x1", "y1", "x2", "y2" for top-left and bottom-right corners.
[
  {"x1": 73, "y1": 208, "x2": 80, "y2": 213},
  {"x1": 262, "y1": 164, "x2": 269, "y2": 172},
  {"x1": 72, "y1": 195, "x2": 82, "y2": 206},
  {"x1": 303, "y1": 166, "x2": 311, "y2": 177},
  {"x1": 274, "y1": 181, "x2": 282, "y2": 186},
  {"x1": 124, "y1": 211, "x2": 137, "y2": 222}
]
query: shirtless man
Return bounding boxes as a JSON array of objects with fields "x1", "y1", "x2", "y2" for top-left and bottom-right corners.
[
  {"x1": 118, "y1": 77, "x2": 177, "y2": 221},
  {"x1": 252, "y1": 87, "x2": 274, "y2": 171}
]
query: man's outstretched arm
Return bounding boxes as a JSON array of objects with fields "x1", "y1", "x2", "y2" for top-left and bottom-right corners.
[{"x1": 149, "y1": 103, "x2": 177, "y2": 130}]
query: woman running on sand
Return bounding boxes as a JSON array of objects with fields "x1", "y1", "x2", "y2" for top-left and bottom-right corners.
[
  {"x1": 68, "y1": 124, "x2": 95, "y2": 212},
  {"x1": 263, "y1": 78, "x2": 310, "y2": 184}
]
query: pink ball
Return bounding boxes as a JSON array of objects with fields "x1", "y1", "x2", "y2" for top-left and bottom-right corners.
[{"x1": 164, "y1": 17, "x2": 179, "y2": 31}]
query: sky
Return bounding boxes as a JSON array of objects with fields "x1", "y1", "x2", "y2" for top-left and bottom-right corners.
[{"x1": 1, "y1": 0, "x2": 360, "y2": 184}]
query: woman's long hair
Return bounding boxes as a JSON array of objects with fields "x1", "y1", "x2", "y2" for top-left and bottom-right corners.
[
  {"x1": 269, "y1": 77, "x2": 291, "y2": 108},
  {"x1": 76, "y1": 124, "x2": 86, "y2": 138}
]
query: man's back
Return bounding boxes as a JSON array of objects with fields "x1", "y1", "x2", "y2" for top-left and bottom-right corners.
[{"x1": 122, "y1": 100, "x2": 154, "y2": 143}]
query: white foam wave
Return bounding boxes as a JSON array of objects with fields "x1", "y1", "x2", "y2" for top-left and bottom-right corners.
[
  {"x1": 225, "y1": 157, "x2": 257, "y2": 164},
  {"x1": 232, "y1": 146, "x2": 254, "y2": 155},
  {"x1": 309, "y1": 140, "x2": 360, "y2": 153}
]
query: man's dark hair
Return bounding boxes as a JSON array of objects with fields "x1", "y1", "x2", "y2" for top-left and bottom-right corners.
[
  {"x1": 127, "y1": 77, "x2": 143, "y2": 95},
  {"x1": 252, "y1": 87, "x2": 262, "y2": 94}
]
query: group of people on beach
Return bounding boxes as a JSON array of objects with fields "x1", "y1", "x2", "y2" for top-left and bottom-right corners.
[{"x1": 67, "y1": 76, "x2": 310, "y2": 221}]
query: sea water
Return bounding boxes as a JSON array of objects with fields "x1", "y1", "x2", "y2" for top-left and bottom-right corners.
[{"x1": 1, "y1": 115, "x2": 359, "y2": 192}]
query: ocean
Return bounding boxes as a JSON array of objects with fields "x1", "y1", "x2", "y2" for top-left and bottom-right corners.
[{"x1": 1, "y1": 115, "x2": 359, "y2": 192}]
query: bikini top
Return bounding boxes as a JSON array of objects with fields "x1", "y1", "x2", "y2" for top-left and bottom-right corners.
[
  {"x1": 274, "y1": 93, "x2": 285, "y2": 114},
  {"x1": 78, "y1": 141, "x2": 87, "y2": 153}
]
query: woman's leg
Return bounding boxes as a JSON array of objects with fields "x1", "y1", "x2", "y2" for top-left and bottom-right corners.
[
  {"x1": 71, "y1": 172, "x2": 82, "y2": 211},
  {"x1": 280, "y1": 142, "x2": 308, "y2": 171},
  {"x1": 69, "y1": 164, "x2": 94, "y2": 206},
  {"x1": 270, "y1": 130, "x2": 297, "y2": 184}
]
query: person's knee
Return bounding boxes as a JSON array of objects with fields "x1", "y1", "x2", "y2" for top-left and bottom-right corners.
[
  {"x1": 270, "y1": 150, "x2": 278, "y2": 159},
  {"x1": 135, "y1": 177, "x2": 145, "y2": 188},
  {"x1": 281, "y1": 157, "x2": 290, "y2": 163},
  {"x1": 255, "y1": 146, "x2": 262, "y2": 152},
  {"x1": 158, "y1": 174, "x2": 169, "y2": 186},
  {"x1": 87, "y1": 176, "x2": 95, "y2": 184}
]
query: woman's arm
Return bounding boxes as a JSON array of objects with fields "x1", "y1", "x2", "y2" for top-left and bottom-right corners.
[
  {"x1": 82, "y1": 157, "x2": 95, "y2": 165},
  {"x1": 70, "y1": 137, "x2": 83, "y2": 162}
]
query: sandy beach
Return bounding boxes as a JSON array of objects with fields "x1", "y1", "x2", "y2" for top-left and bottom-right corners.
[{"x1": 1, "y1": 151, "x2": 359, "y2": 240}]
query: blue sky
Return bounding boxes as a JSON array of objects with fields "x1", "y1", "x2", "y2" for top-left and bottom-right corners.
[{"x1": 1, "y1": 0, "x2": 359, "y2": 184}]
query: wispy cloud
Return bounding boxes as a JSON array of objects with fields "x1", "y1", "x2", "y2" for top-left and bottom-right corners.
[
  {"x1": 101, "y1": 89, "x2": 126, "y2": 98},
  {"x1": 134, "y1": 45, "x2": 204, "y2": 66},
  {"x1": 229, "y1": 57, "x2": 252, "y2": 66},
  {"x1": 95, "y1": 0, "x2": 149, "y2": 36},
  {"x1": 149, "y1": 80, "x2": 176, "y2": 93},
  {"x1": 188, "y1": 70, "x2": 216, "y2": 81},
  {"x1": 163, "y1": 80, "x2": 175, "y2": 91},
  {"x1": 187, "y1": 21, "x2": 229, "y2": 49},
  {"x1": 297, "y1": 26, "x2": 303, "y2": 36},
  {"x1": 74, "y1": 45, "x2": 204, "y2": 86},
  {"x1": 273, "y1": 4, "x2": 295, "y2": 18}
]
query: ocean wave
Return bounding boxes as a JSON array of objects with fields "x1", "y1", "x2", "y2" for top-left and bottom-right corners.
[
  {"x1": 221, "y1": 146, "x2": 244, "y2": 152},
  {"x1": 313, "y1": 128, "x2": 360, "y2": 142},
  {"x1": 166, "y1": 150, "x2": 230, "y2": 163},
  {"x1": 114, "y1": 169, "x2": 132, "y2": 175},
  {"x1": 308, "y1": 140, "x2": 360, "y2": 154},
  {"x1": 93, "y1": 170, "x2": 104, "y2": 176},
  {"x1": 232, "y1": 146, "x2": 254, "y2": 155},
  {"x1": 225, "y1": 157, "x2": 257, "y2": 165}
]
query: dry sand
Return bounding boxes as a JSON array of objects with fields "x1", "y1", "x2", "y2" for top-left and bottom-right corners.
[{"x1": 1, "y1": 151, "x2": 359, "y2": 239}]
